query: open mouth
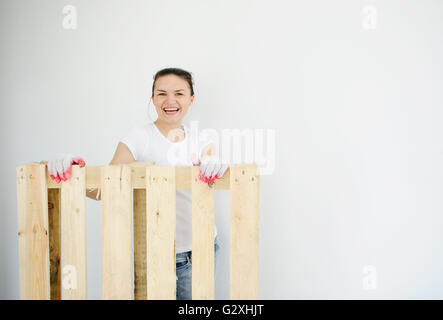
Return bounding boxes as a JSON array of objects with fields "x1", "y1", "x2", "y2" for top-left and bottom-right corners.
[{"x1": 162, "y1": 107, "x2": 180, "y2": 116}]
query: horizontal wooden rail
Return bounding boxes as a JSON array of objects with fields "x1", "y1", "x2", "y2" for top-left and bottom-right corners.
[
  {"x1": 36, "y1": 162, "x2": 231, "y2": 190},
  {"x1": 16, "y1": 162, "x2": 260, "y2": 300}
]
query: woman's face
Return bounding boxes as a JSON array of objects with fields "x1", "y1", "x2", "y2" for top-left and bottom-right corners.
[{"x1": 152, "y1": 74, "x2": 194, "y2": 125}]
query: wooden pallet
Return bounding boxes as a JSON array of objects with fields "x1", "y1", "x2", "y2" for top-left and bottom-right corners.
[{"x1": 16, "y1": 162, "x2": 260, "y2": 300}]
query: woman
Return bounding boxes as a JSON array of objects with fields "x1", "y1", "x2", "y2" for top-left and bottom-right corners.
[{"x1": 46, "y1": 67, "x2": 228, "y2": 299}]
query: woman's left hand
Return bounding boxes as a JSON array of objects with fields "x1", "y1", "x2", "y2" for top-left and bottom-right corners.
[{"x1": 198, "y1": 155, "x2": 229, "y2": 183}]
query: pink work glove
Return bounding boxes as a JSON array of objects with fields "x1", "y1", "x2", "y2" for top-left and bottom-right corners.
[
  {"x1": 46, "y1": 154, "x2": 86, "y2": 183},
  {"x1": 195, "y1": 155, "x2": 229, "y2": 184}
]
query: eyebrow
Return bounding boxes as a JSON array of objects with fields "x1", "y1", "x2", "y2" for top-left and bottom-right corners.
[{"x1": 156, "y1": 89, "x2": 185, "y2": 92}]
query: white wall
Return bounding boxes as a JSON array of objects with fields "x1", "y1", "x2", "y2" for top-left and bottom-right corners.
[{"x1": 1, "y1": 0, "x2": 443, "y2": 299}]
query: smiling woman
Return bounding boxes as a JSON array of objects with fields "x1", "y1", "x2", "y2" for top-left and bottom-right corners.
[{"x1": 119, "y1": 67, "x2": 226, "y2": 300}]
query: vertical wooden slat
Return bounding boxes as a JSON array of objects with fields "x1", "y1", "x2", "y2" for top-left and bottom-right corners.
[
  {"x1": 133, "y1": 188, "x2": 147, "y2": 300},
  {"x1": 131, "y1": 162, "x2": 154, "y2": 300},
  {"x1": 191, "y1": 166, "x2": 215, "y2": 299},
  {"x1": 230, "y1": 163, "x2": 260, "y2": 299},
  {"x1": 48, "y1": 188, "x2": 61, "y2": 300},
  {"x1": 145, "y1": 166, "x2": 176, "y2": 300},
  {"x1": 16, "y1": 163, "x2": 50, "y2": 299},
  {"x1": 61, "y1": 165, "x2": 87, "y2": 299},
  {"x1": 101, "y1": 165, "x2": 133, "y2": 299}
]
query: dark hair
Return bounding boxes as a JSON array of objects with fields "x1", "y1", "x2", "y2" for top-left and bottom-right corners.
[{"x1": 151, "y1": 67, "x2": 194, "y2": 97}]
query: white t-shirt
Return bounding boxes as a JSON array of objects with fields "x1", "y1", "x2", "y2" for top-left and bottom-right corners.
[{"x1": 120, "y1": 122, "x2": 217, "y2": 253}]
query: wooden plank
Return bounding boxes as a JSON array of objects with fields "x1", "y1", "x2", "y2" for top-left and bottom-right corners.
[
  {"x1": 16, "y1": 163, "x2": 50, "y2": 299},
  {"x1": 230, "y1": 163, "x2": 260, "y2": 299},
  {"x1": 145, "y1": 166, "x2": 176, "y2": 300},
  {"x1": 133, "y1": 189, "x2": 147, "y2": 300},
  {"x1": 44, "y1": 164, "x2": 230, "y2": 190},
  {"x1": 132, "y1": 162, "x2": 155, "y2": 299},
  {"x1": 191, "y1": 166, "x2": 215, "y2": 299},
  {"x1": 101, "y1": 165, "x2": 133, "y2": 299},
  {"x1": 48, "y1": 188, "x2": 61, "y2": 300},
  {"x1": 61, "y1": 165, "x2": 87, "y2": 299}
]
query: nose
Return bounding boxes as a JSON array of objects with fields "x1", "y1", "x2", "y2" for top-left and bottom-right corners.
[{"x1": 164, "y1": 94, "x2": 178, "y2": 107}]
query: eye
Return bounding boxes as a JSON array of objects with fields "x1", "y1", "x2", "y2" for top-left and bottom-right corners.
[
  {"x1": 158, "y1": 93, "x2": 165, "y2": 96},
  {"x1": 176, "y1": 93, "x2": 183, "y2": 96}
]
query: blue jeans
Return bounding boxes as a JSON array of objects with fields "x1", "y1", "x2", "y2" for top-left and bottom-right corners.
[{"x1": 176, "y1": 235, "x2": 221, "y2": 300}]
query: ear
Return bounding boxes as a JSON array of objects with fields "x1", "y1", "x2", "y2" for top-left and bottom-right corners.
[{"x1": 190, "y1": 95, "x2": 195, "y2": 104}]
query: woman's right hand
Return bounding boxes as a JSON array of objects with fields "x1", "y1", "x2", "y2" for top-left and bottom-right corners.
[{"x1": 46, "y1": 154, "x2": 86, "y2": 183}]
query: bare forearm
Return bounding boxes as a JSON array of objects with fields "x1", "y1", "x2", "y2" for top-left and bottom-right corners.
[{"x1": 86, "y1": 188, "x2": 101, "y2": 201}]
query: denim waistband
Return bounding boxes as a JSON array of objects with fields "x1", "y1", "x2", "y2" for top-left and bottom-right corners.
[{"x1": 176, "y1": 235, "x2": 219, "y2": 260}]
